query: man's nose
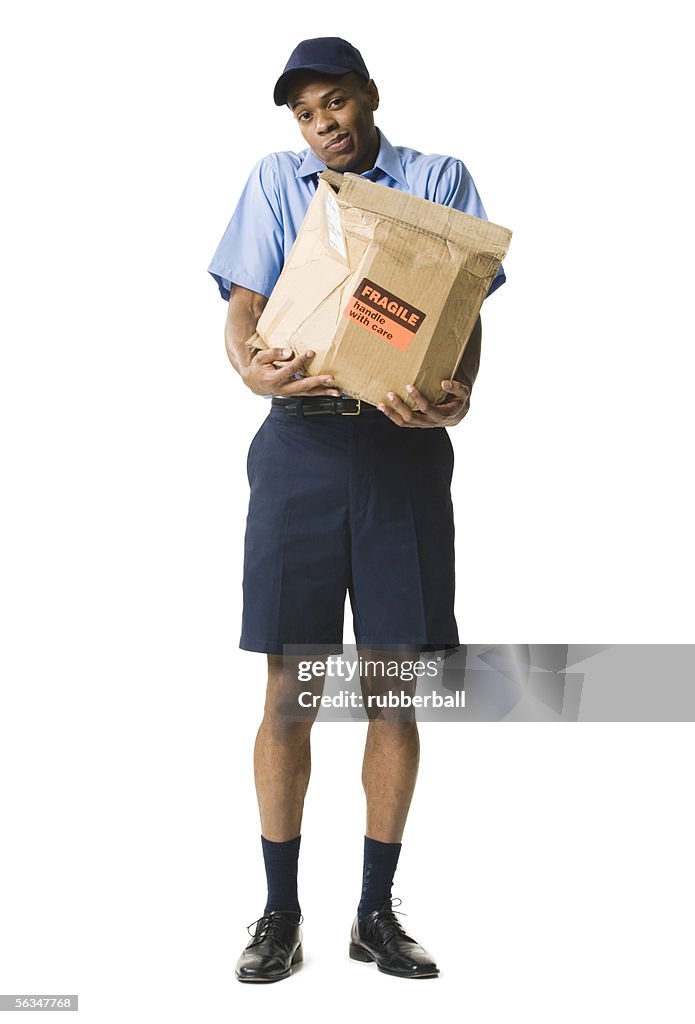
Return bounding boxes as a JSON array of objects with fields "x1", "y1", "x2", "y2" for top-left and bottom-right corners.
[{"x1": 315, "y1": 110, "x2": 339, "y2": 135}]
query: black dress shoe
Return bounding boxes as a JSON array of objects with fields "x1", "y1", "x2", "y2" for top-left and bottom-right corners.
[
  {"x1": 349, "y1": 901, "x2": 439, "y2": 978},
  {"x1": 235, "y1": 910, "x2": 303, "y2": 983}
]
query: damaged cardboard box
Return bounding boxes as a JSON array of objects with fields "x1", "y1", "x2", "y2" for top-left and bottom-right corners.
[{"x1": 245, "y1": 168, "x2": 512, "y2": 410}]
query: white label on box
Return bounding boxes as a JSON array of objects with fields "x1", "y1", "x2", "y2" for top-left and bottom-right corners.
[{"x1": 324, "y1": 190, "x2": 346, "y2": 258}]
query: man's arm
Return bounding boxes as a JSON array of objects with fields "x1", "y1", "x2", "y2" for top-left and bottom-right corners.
[
  {"x1": 224, "y1": 284, "x2": 268, "y2": 377},
  {"x1": 224, "y1": 284, "x2": 341, "y2": 398}
]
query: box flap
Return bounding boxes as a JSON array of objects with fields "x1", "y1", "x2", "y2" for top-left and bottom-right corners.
[{"x1": 319, "y1": 170, "x2": 512, "y2": 259}]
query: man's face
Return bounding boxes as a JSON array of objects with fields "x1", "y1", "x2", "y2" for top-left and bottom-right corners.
[{"x1": 286, "y1": 71, "x2": 380, "y2": 174}]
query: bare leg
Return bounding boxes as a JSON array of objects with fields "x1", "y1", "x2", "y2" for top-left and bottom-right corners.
[
  {"x1": 253, "y1": 654, "x2": 323, "y2": 841},
  {"x1": 359, "y1": 648, "x2": 421, "y2": 843},
  {"x1": 362, "y1": 721, "x2": 419, "y2": 842}
]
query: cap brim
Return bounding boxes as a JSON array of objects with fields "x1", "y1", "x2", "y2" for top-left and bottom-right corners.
[{"x1": 274, "y1": 63, "x2": 361, "y2": 106}]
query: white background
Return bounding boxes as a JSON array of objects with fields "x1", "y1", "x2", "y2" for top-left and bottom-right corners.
[{"x1": 1, "y1": 1, "x2": 693, "y2": 1021}]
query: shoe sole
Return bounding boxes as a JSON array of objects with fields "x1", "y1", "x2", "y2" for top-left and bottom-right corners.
[
  {"x1": 349, "y1": 942, "x2": 439, "y2": 979},
  {"x1": 236, "y1": 944, "x2": 303, "y2": 983}
]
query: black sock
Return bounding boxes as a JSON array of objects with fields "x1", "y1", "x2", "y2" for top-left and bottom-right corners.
[
  {"x1": 261, "y1": 834, "x2": 301, "y2": 919},
  {"x1": 358, "y1": 835, "x2": 402, "y2": 920}
]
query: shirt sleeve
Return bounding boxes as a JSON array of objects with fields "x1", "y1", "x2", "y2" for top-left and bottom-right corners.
[
  {"x1": 433, "y1": 158, "x2": 507, "y2": 299},
  {"x1": 207, "y1": 155, "x2": 285, "y2": 302}
]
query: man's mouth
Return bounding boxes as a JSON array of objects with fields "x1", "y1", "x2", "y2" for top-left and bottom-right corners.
[{"x1": 325, "y1": 132, "x2": 350, "y2": 152}]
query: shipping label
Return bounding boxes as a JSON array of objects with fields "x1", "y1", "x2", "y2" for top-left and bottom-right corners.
[{"x1": 342, "y1": 278, "x2": 426, "y2": 351}]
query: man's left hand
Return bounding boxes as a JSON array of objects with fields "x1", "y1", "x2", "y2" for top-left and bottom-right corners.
[{"x1": 377, "y1": 380, "x2": 471, "y2": 428}]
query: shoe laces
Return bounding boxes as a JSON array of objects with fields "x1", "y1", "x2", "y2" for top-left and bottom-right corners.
[
  {"x1": 246, "y1": 911, "x2": 303, "y2": 946},
  {"x1": 372, "y1": 897, "x2": 410, "y2": 942}
]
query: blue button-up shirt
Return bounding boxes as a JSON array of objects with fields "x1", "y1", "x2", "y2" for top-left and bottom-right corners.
[{"x1": 208, "y1": 126, "x2": 507, "y2": 303}]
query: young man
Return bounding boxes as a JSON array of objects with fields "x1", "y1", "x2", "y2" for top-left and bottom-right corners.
[{"x1": 208, "y1": 37, "x2": 506, "y2": 982}]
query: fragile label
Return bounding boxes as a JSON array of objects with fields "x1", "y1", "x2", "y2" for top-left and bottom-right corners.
[
  {"x1": 342, "y1": 278, "x2": 426, "y2": 351},
  {"x1": 324, "y1": 190, "x2": 346, "y2": 258}
]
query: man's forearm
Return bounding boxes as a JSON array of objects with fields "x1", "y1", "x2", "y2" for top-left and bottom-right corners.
[
  {"x1": 453, "y1": 314, "x2": 482, "y2": 392},
  {"x1": 225, "y1": 312, "x2": 261, "y2": 378},
  {"x1": 224, "y1": 285, "x2": 267, "y2": 378}
]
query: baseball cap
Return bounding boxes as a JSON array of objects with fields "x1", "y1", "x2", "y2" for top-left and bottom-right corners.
[{"x1": 273, "y1": 37, "x2": 370, "y2": 106}]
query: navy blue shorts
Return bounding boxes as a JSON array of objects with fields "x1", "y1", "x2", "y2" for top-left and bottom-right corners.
[{"x1": 240, "y1": 403, "x2": 459, "y2": 655}]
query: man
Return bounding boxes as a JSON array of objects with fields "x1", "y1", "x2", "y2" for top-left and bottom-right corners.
[{"x1": 208, "y1": 37, "x2": 506, "y2": 982}]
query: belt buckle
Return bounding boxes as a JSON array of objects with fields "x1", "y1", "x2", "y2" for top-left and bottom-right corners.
[{"x1": 342, "y1": 398, "x2": 361, "y2": 416}]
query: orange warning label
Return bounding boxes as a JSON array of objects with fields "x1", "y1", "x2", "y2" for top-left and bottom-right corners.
[{"x1": 342, "y1": 278, "x2": 426, "y2": 351}]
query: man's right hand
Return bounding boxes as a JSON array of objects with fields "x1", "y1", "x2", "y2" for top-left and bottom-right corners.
[
  {"x1": 224, "y1": 285, "x2": 340, "y2": 397},
  {"x1": 242, "y1": 348, "x2": 341, "y2": 398}
]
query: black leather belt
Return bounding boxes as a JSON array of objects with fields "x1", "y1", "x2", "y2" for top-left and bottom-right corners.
[{"x1": 271, "y1": 396, "x2": 380, "y2": 417}]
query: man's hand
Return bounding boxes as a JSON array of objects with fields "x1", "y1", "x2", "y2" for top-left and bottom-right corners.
[
  {"x1": 242, "y1": 348, "x2": 342, "y2": 398},
  {"x1": 378, "y1": 315, "x2": 481, "y2": 427},
  {"x1": 225, "y1": 285, "x2": 340, "y2": 397},
  {"x1": 377, "y1": 380, "x2": 471, "y2": 428}
]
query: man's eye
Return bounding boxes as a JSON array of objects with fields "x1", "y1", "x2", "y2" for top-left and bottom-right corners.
[{"x1": 298, "y1": 98, "x2": 343, "y2": 122}]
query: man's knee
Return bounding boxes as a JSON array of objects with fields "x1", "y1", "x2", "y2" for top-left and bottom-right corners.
[
  {"x1": 358, "y1": 647, "x2": 421, "y2": 724},
  {"x1": 262, "y1": 654, "x2": 326, "y2": 740}
]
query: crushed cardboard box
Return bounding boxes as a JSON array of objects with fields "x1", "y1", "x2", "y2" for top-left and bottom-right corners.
[{"x1": 246, "y1": 168, "x2": 512, "y2": 409}]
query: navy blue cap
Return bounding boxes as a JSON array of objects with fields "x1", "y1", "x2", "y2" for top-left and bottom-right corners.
[{"x1": 274, "y1": 37, "x2": 370, "y2": 106}]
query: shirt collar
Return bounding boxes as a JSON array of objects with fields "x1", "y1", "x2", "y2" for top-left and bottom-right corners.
[{"x1": 295, "y1": 126, "x2": 407, "y2": 187}]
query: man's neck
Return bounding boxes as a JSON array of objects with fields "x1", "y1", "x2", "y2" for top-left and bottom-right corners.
[{"x1": 351, "y1": 127, "x2": 380, "y2": 175}]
